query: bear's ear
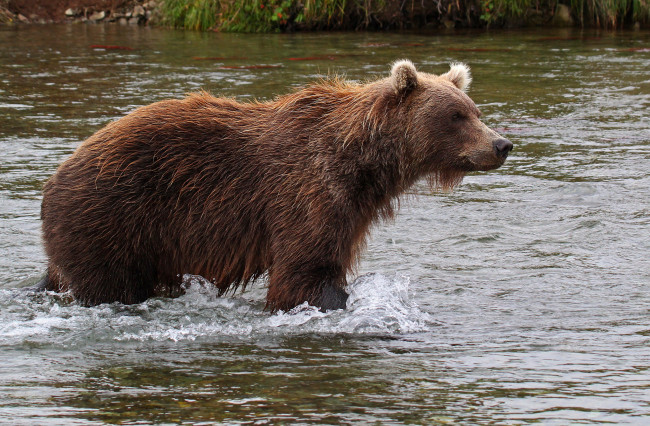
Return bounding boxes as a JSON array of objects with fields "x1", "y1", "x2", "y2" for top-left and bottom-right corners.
[
  {"x1": 391, "y1": 59, "x2": 418, "y2": 94},
  {"x1": 441, "y1": 63, "x2": 472, "y2": 92}
]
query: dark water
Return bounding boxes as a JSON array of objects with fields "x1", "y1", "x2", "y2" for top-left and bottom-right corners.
[{"x1": 1, "y1": 24, "x2": 649, "y2": 424}]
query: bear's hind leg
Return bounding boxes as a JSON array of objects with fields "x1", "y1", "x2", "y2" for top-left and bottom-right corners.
[{"x1": 61, "y1": 259, "x2": 158, "y2": 306}]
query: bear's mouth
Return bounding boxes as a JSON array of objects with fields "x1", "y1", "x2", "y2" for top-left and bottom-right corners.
[{"x1": 460, "y1": 153, "x2": 506, "y2": 172}]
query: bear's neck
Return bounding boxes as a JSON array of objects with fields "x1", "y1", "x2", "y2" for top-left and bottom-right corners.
[{"x1": 270, "y1": 81, "x2": 430, "y2": 218}]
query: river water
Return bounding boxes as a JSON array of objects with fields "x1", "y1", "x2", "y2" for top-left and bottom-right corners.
[{"x1": 1, "y1": 24, "x2": 649, "y2": 424}]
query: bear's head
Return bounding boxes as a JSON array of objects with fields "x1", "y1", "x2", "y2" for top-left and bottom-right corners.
[{"x1": 388, "y1": 60, "x2": 512, "y2": 188}]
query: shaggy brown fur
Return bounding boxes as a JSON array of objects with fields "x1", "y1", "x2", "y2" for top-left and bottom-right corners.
[{"x1": 40, "y1": 60, "x2": 512, "y2": 311}]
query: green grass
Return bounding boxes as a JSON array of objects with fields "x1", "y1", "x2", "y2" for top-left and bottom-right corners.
[
  {"x1": 160, "y1": 0, "x2": 352, "y2": 32},
  {"x1": 160, "y1": 0, "x2": 220, "y2": 30},
  {"x1": 159, "y1": 0, "x2": 650, "y2": 31},
  {"x1": 570, "y1": 0, "x2": 650, "y2": 27}
]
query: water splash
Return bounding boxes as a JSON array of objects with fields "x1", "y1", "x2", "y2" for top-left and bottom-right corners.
[{"x1": 0, "y1": 273, "x2": 438, "y2": 346}]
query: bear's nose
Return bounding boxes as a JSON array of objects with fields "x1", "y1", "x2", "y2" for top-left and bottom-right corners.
[{"x1": 493, "y1": 138, "x2": 513, "y2": 158}]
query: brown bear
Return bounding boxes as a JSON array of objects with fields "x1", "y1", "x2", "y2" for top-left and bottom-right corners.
[{"x1": 39, "y1": 60, "x2": 512, "y2": 312}]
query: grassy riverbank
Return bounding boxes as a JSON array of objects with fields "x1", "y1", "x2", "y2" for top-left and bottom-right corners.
[
  {"x1": 160, "y1": 0, "x2": 649, "y2": 31},
  {"x1": 1, "y1": 0, "x2": 648, "y2": 29}
]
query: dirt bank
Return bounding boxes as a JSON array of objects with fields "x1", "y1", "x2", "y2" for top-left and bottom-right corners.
[{"x1": 2, "y1": 0, "x2": 156, "y2": 24}]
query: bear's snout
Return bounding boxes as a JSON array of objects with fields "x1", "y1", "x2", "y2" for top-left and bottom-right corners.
[{"x1": 493, "y1": 138, "x2": 513, "y2": 159}]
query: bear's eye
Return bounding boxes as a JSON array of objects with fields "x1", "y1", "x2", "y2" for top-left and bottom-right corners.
[{"x1": 451, "y1": 112, "x2": 464, "y2": 121}]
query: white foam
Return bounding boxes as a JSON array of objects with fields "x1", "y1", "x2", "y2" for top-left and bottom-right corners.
[
  {"x1": 116, "y1": 273, "x2": 438, "y2": 341},
  {"x1": 337, "y1": 273, "x2": 437, "y2": 333},
  {"x1": 0, "y1": 273, "x2": 439, "y2": 345}
]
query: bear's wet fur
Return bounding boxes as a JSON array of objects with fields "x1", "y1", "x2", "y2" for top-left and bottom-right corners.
[{"x1": 40, "y1": 60, "x2": 512, "y2": 311}]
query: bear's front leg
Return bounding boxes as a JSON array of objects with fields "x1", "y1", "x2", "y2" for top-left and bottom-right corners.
[
  {"x1": 266, "y1": 262, "x2": 349, "y2": 312},
  {"x1": 319, "y1": 283, "x2": 349, "y2": 311}
]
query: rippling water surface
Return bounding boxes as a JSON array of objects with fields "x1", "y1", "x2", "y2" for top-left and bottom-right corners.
[{"x1": 1, "y1": 25, "x2": 649, "y2": 424}]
